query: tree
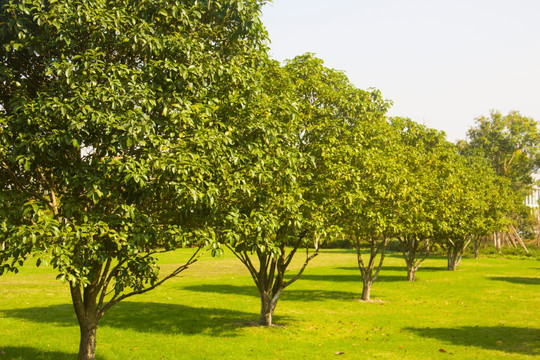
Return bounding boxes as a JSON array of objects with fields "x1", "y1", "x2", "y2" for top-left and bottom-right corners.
[
  {"x1": 458, "y1": 110, "x2": 539, "y2": 251},
  {"x1": 224, "y1": 53, "x2": 391, "y2": 322},
  {"x1": 220, "y1": 60, "x2": 312, "y2": 327},
  {"x1": 461, "y1": 111, "x2": 540, "y2": 191},
  {"x1": 284, "y1": 54, "x2": 391, "y2": 303},
  {"x1": 0, "y1": 0, "x2": 269, "y2": 359},
  {"x1": 387, "y1": 118, "x2": 451, "y2": 281},
  {"x1": 284, "y1": 55, "x2": 396, "y2": 301},
  {"x1": 326, "y1": 121, "x2": 400, "y2": 300},
  {"x1": 434, "y1": 153, "x2": 508, "y2": 270}
]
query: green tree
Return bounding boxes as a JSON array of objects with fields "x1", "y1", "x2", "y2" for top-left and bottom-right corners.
[
  {"x1": 220, "y1": 60, "x2": 311, "y2": 327},
  {"x1": 0, "y1": 0, "x2": 268, "y2": 359},
  {"x1": 286, "y1": 54, "x2": 391, "y2": 303},
  {"x1": 462, "y1": 111, "x2": 540, "y2": 191},
  {"x1": 387, "y1": 118, "x2": 451, "y2": 281},
  {"x1": 326, "y1": 120, "x2": 400, "y2": 300},
  {"x1": 434, "y1": 153, "x2": 508, "y2": 270},
  {"x1": 458, "y1": 110, "x2": 539, "y2": 251},
  {"x1": 224, "y1": 53, "x2": 390, "y2": 322},
  {"x1": 286, "y1": 54, "x2": 396, "y2": 301}
]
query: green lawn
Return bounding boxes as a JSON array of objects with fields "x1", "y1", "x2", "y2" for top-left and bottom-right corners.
[{"x1": 0, "y1": 249, "x2": 538, "y2": 360}]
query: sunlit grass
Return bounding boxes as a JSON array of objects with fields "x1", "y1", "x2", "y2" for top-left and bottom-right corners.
[{"x1": 0, "y1": 249, "x2": 538, "y2": 359}]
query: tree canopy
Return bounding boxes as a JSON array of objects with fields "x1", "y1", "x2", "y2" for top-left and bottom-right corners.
[
  {"x1": 0, "y1": 0, "x2": 269, "y2": 358},
  {"x1": 460, "y1": 111, "x2": 540, "y2": 194}
]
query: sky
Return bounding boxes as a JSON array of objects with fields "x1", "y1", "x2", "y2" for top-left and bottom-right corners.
[{"x1": 261, "y1": 0, "x2": 540, "y2": 142}]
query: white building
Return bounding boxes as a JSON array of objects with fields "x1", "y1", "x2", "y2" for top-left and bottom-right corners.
[{"x1": 525, "y1": 172, "x2": 540, "y2": 208}]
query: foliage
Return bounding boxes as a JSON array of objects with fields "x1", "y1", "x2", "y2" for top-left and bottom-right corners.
[
  {"x1": 223, "y1": 53, "x2": 392, "y2": 322},
  {"x1": 458, "y1": 111, "x2": 540, "y2": 254},
  {"x1": 460, "y1": 111, "x2": 540, "y2": 192},
  {"x1": 283, "y1": 53, "x2": 390, "y2": 239},
  {"x1": 219, "y1": 59, "x2": 310, "y2": 326},
  {"x1": 299, "y1": 59, "x2": 395, "y2": 300},
  {"x1": 387, "y1": 118, "x2": 452, "y2": 280},
  {"x1": 0, "y1": 0, "x2": 269, "y2": 358},
  {"x1": 434, "y1": 150, "x2": 511, "y2": 269}
]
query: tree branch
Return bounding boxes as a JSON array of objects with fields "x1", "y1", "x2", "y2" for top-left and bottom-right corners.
[
  {"x1": 2, "y1": 161, "x2": 52, "y2": 208},
  {"x1": 225, "y1": 244, "x2": 259, "y2": 285},
  {"x1": 96, "y1": 258, "x2": 113, "y2": 309},
  {"x1": 283, "y1": 229, "x2": 308, "y2": 268},
  {"x1": 282, "y1": 246, "x2": 318, "y2": 289},
  {"x1": 37, "y1": 168, "x2": 59, "y2": 216},
  {"x1": 99, "y1": 247, "x2": 206, "y2": 316},
  {"x1": 372, "y1": 237, "x2": 388, "y2": 282}
]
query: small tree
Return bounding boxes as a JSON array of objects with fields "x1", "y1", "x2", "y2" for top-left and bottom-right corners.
[
  {"x1": 225, "y1": 54, "x2": 391, "y2": 322},
  {"x1": 388, "y1": 118, "x2": 453, "y2": 281},
  {"x1": 435, "y1": 153, "x2": 507, "y2": 270},
  {"x1": 221, "y1": 59, "x2": 315, "y2": 327},
  {"x1": 287, "y1": 54, "x2": 392, "y2": 302},
  {"x1": 0, "y1": 0, "x2": 269, "y2": 358},
  {"x1": 341, "y1": 155, "x2": 400, "y2": 301},
  {"x1": 459, "y1": 110, "x2": 540, "y2": 251},
  {"x1": 326, "y1": 118, "x2": 398, "y2": 300}
]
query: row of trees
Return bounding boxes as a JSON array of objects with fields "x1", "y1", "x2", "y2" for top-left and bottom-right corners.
[{"x1": 1, "y1": 1, "x2": 539, "y2": 359}]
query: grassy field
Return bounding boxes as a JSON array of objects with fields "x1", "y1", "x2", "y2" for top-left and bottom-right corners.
[{"x1": 0, "y1": 249, "x2": 538, "y2": 360}]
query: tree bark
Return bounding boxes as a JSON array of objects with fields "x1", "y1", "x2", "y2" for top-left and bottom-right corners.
[
  {"x1": 447, "y1": 256, "x2": 456, "y2": 271},
  {"x1": 447, "y1": 247, "x2": 461, "y2": 271},
  {"x1": 361, "y1": 279, "x2": 372, "y2": 301},
  {"x1": 494, "y1": 232, "x2": 502, "y2": 251},
  {"x1": 356, "y1": 234, "x2": 387, "y2": 301},
  {"x1": 258, "y1": 291, "x2": 276, "y2": 326},
  {"x1": 404, "y1": 253, "x2": 417, "y2": 282},
  {"x1": 400, "y1": 236, "x2": 429, "y2": 282},
  {"x1": 446, "y1": 238, "x2": 466, "y2": 271},
  {"x1": 230, "y1": 231, "x2": 317, "y2": 327},
  {"x1": 474, "y1": 238, "x2": 480, "y2": 259},
  {"x1": 407, "y1": 266, "x2": 416, "y2": 282},
  {"x1": 403, "y1": 243, "x2": 417, "y2": 282},
  {"x1": 77, "y1": 319, "x2": 98, "y2": 360},
  {"x1": 71, "y1": 282, "x2": 100, "y2": 360}
]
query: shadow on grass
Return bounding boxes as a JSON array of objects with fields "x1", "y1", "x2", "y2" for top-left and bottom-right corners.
[
  {"x1": 317, "y1": 249, "x2": 356, "y2": 254},
  {"x1": 0, "y1": 302, "x2": 263, "y2": 336},
  {"x1": 489, "y1": 276, "x2": 540, "y2": 285},
  {"x1": 181, "y1": 284, "x2": 361, "y2": 302},
  {"x1": 298, "y1": 273, "x2": 406, "y2": 283},
  {"x1": 335, "y1": 266, "x2": 447, "y2": 273},
  {"x1": 405, "y1": 326, "x2": 540, "y2": 355},
  {"x1": 0, "y1": 346, "x2": 99, "y2": 360}
]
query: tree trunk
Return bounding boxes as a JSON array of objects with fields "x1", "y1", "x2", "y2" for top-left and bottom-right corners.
[
  {"x1": 447, "y1": 256, "x2": 457, "y2": 271},
  {"x1": 71, "y1": 282, "x2": 100, "y2": 360},
  {"x1": 258, "y1": 291, "x2": 273, "y2": 326},
  {"x1": 447, "y1": 247, "x2": 461, "y2": 271},
  {"x1": 404, "y1": 253, "x2": 417, "y2": 282},
  {"x1": 407, "y1": 266, "x2": 416, "y2": 282},
  {"x1": 400, "y1": 236, "x2": 426, "y2": 282},
  {"x1": 494, "y1": 232, "x2": 502, "y2": 251},
  {"x1": 78, "y1": 320, "x2": 98, "y2": 360},
  {"x1": 474, "y1": 239, "x2": 480, "y2": 259},
  {"x1": 361, "y1": 279, "x2": 372, "y2": 301},
  {"x1": 404, "y1": 251, "x2": 417, "y2": 282},
  {"x1": 258, "y1": 290, "x2": 280, "y2": 326}
]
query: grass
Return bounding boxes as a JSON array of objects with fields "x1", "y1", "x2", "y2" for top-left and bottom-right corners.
[{"x1": 0, "y1": 249, "x2": 539, "y2": 360}]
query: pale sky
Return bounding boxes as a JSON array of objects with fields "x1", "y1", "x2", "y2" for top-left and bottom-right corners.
[{"x1": 261, "y1": 0, "x2": 540, "y2": 142}]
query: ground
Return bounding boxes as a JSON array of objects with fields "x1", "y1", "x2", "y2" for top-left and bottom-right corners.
[{"x1": 0, "y1": 249, "x2": 538, "y2": 359}]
